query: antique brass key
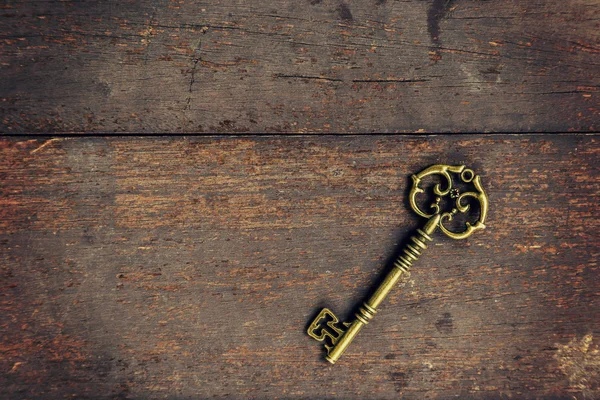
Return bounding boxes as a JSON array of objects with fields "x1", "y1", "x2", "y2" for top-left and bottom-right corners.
[{"x1": 307, "y1": 165, "x2": 489, "y2": 364}]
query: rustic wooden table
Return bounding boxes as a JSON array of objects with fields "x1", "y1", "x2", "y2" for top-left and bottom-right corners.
[{"x1": 1, "y1": 1, "x2": 599, "y2": 399}]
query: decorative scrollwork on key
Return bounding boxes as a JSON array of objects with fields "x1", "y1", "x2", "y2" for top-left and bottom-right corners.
[{"x1": 409, "y1": 164, "x2": 488, "y2": 240}]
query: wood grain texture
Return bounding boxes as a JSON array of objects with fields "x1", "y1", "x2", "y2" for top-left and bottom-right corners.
[
  {"x1": 0, "y1": 0, "x2": 599, "y2": 134},
  {"x1": 1, "y1": 135, "x2": 599, "y2": 398}
]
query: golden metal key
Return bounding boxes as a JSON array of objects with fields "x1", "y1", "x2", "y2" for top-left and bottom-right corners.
[{"x1": 307, "y1": 164, "x2": 489, "y2": 364}]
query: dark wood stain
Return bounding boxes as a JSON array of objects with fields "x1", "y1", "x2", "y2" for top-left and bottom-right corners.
[
  {"x1": 337, "y1": 3, "x2": 354, "y2": 21},
  {"x1": 390, "y1": 371, "x2": 409, "y2": 392},
  {"x1": 427, "y1": 0, "x2": 455, "y2": 44},
  {"x1": 435, "y1": 312, "x2": 454, "y2": 334}
]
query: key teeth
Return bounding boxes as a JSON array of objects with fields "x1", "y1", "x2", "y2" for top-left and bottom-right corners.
[
  {"x1": 307, "y1": 308, "x2": 356, "y2": 361},
  {"x1": 307, "y1": 308, "x2": 348, "y2": 352}
]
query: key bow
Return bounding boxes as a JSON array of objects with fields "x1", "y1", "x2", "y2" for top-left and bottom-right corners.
[{"x1": 409, "y1": 165, "x2": 489, "y2": 240}]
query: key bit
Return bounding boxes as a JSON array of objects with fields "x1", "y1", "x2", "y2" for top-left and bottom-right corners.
[{"x1": 307, "y1": 164, "x2": 489, "y2": 364}]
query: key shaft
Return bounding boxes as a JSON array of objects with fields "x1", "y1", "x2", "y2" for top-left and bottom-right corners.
[{"x1": 324, "y1": 214, "x2": 440, "y2": 364}]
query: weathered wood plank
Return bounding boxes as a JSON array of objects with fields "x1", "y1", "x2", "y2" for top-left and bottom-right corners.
[
  {"x1": 0, "y1": 1, "x2": 598, "y2": 133},
  {"x1": 1, "y1": 135, "x2": 599, "y2": 398}
]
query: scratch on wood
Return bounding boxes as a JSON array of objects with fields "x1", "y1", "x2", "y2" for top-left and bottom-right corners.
[
  {"x1": 274, "y1": 74, "x2": 343, "y2": 82},
  {"x1": 9, "y1": 362, "x2": 24, "y2": 373},
  {"x1": 185, "y1": 58, "x2": 201, "y2": 111},
  {"x1": 30, "y1": 138, "x2": 69, "y2": 154}
]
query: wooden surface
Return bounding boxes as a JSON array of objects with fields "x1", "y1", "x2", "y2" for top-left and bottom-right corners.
[
  {"x1": 1, "y1": 135, "x2": 599, "y2": 398},
  {"x1": 1, "y1": 0, "x2": 599, "y2": 133},
  {"x1": 1, "y1": 1, "x2": 599, "y2": 397}
]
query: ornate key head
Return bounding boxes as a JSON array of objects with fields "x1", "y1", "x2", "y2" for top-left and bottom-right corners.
[{"x1": 409, "y1": 165, "x2": 489, "y2": 239}]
